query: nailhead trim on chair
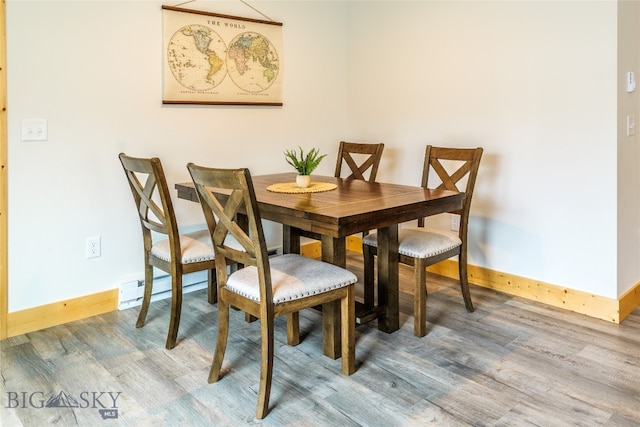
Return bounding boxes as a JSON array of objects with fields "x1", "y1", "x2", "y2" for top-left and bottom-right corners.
[
  {"x1": 363, "y1": 227, "x2": 462, "y2": 259},
  {"x1": 226, "y1": 254, "x2": 357, "y2": 304}
]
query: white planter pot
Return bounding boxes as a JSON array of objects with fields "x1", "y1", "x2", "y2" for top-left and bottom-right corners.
[{"x1": 296, "y1": 174, "x2": 311, "y2": 188}]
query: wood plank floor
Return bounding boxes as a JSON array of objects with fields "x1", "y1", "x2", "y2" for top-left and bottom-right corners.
[{"x1": 2, "y1": 253, "x2": 640, "y2": 426}]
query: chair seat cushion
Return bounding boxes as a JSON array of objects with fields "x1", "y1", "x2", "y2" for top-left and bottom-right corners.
[
  {"x1": 226, "y1": 254, "x2": 357, "y2": 304},
  {"x1": 362, "y1": 227, "x2": 462, "y2": 258},
  {"x1": 151, "y1": 230, "x2": 241, "y2": 264}
]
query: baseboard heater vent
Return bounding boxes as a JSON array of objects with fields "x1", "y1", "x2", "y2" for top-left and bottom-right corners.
[{"x1": 117, "y1": 271, "x2": 208, "y2": 311}]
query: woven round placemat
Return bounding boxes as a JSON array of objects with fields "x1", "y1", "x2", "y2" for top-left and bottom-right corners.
[{"x1": 267, "y1": 182, "x2": 337, "y2": 194}]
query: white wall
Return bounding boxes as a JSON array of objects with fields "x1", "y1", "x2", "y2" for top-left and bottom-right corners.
[
  {"x1": 6, "y1": 0, "x2": 348, "y2": 311},
  {"x1": 617, "y1": 0, "x2": 640, "y2": 296},
  {"x1": 6, "y1": 0, "x2": 638, "y2": 313},
  {"x1": 346, "y1": 1, "x2": 625, "y2": 299}
]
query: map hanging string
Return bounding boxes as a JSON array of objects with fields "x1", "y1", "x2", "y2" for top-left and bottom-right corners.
[
  {"x1": 239, "y1": 0, "x2": 274, "y2": 22},
  {"x1": 174, "y1": 0, "x2": 195, "y2": 6},
  {"x1": 172, "y1": 0, "x2": 274, "y2": 22}
]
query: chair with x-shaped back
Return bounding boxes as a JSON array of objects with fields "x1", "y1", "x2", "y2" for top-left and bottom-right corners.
[
  {"x1": 334, "y1": 141, "x2": 385, "y2": 182},
  {"x1": 187, "y1": 163, "x2": 358, "y2": 419},
  {"x1": 295, "y1": 140, "x2": 385, "y2": 242},
  {"x1": 284, "y1": 141, "x2": 386, "y2": 344},
  {"x1": 362, "y1": 145, "x2": 483, "y2": 337},
  {"x1": 119, "y1": 153, "x2": 217, "y2": 349}
]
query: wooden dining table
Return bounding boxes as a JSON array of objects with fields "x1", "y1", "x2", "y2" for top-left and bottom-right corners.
[{"x1": 175, "y1": 172, "x2": 463, "y2": 358}]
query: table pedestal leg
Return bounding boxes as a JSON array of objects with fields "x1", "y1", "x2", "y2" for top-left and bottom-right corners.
[
  {"x1": 282, "y1": 227, "x2": 347, "y2": 359},
  {"x1": 321, "y1": 235, "x2": 346, "y2": 359},
  {"x1": 283, "y1": 225, "x2": 301, "y2": 255},
  {"x1": 377, "y1": 225, "x2": 399, "y2": 333}
]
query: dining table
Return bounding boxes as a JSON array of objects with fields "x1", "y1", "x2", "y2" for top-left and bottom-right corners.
[{"x1": 175, "y1": 172, "x2": 464, "y2": 359}]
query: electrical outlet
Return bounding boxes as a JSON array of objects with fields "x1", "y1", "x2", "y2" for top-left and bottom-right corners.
[
  {"x1": 450, "y1": 214, "x2": 460, "y2": 232},
  {"x1": 86, "y1": 236, "x2": 101, "y2": 258}
]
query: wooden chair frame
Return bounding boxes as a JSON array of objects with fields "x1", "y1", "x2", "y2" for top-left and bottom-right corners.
[
  {"x1": 119, "y1": 153, "x2": 216, "y2": 349},
  {"x1": 363, "y1": 146, "x2": 483, "y2": 337},
  {"x1": 187, "y1": 164, "x2": 356, "y2": 419}
]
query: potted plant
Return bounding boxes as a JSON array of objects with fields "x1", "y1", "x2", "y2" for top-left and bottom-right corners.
[{"x1": 284, "y1": 146, "x2": 327, "y2": 188}]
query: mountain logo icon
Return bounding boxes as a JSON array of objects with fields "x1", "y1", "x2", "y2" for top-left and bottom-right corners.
[{"x1": 45, "y1": 391, "x2": 80, "y2": 408}]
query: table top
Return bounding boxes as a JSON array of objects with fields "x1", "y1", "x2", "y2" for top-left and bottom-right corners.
[{"x1": 175, "y1": 172, "x2": 464, "y2": 238}]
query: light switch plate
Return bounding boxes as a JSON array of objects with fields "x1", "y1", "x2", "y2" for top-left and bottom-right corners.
[
  {"x1": 627, "y1": 115, "x2": 635, "y2": 137},
  {"x1": 21, "y1": 119, "x2": 48, "y2": 141}
]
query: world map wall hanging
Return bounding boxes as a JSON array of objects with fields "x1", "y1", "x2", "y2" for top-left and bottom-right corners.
[{"x1": 162, "y1": 6, "x2": 283, "y2": 106}]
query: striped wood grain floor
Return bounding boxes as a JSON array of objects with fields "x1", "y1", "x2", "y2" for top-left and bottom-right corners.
[{"x1": 2, "y1": 252, "x2": 639, "y2": 426}]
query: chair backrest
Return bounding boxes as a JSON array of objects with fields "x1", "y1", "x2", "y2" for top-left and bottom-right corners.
[
  {"x1": 420, "y1": 146, "x2": 483, "y2": 236},
  {"x1": 119, "y1": 153, "x2": 179, "y2": 249},
  {"x1": 187, "y1": 164, "x2": 273, "y2": 306},
  {"x1": 334, "y1": 141, "x2": 385, "y2": 182}
]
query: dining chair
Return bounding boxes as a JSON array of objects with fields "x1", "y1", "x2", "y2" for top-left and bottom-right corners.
[
  {"x1": 334, "y1": 140, "x2": 385, "y2": 182},
  {"x1": 297, "y1": 140, "x2": 385, "y2": 243},
  {"x1": 118, "y1": 153, "x2": 217, "y2": 350},
  {"x1": 286, "y1": 141, "x2": 386, "y2": 340},
  {"x1": 362, "y1": 146, "x2": 483, "y2": 337},
  {"x1": 187, "y1": 163, "x2": 357, "y2": 419}
]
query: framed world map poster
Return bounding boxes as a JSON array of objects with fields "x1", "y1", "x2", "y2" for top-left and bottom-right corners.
[{"x1": 162, "y1": 6, "x2": 283, "y2": 106}]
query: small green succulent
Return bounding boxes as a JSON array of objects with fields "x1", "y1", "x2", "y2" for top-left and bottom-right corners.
[{"x1": 284, "y1": 146, "x2": 327, "y2": 176}]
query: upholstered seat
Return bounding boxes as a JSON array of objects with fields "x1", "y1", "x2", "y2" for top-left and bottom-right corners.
[
  {"x1": 151, "y1": 231, "x2": 243, "y2": 263},
  {"x1": 227, "y1": 254, "x2": 357, "y2": 303},
  {"x1": 150, "y1": 230, "x2": 214, "y2": 263},
  {"x1": 363, "y1": 228, "x2": 461, "y2": 259}
]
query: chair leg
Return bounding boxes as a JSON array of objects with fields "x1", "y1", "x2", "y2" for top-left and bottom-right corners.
[
  {"x1": 413, "y1": 259, "x2": 428, "y2": 337},
  {"x1": 208, "y1": 299, "x2": 230, "y2": 383},
  {"x1": 458, "y1": 253, "x2": 475, "y2": 312},
  {"x1": 286, "y1": 312, "x2": 300, "y2": 346},
  {"x1": 136, "y1": 263, "x2": 154, "y2": 328},
  {"x1": 207, "y1": 269, "x2": 217, "y2": 304},
  {"x1": 341, "y1": 286, "x2": 356, "y2": 375},
  {"x1": 256, "y1": 315, "x2": 275, "y2": 419},
  {"x1": 362, "y1": 245, "x2": 375, "y2": 307},
  {"x1": 165, "y1": 273, "x2": 183, "y2": 349}
]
